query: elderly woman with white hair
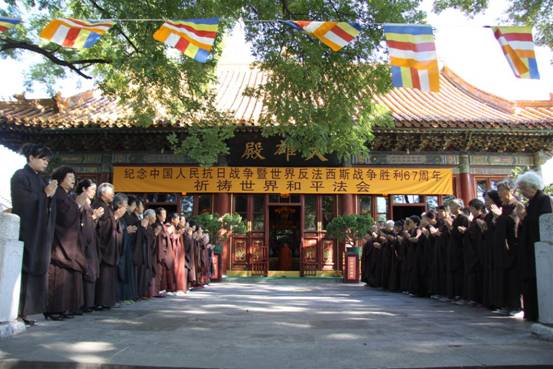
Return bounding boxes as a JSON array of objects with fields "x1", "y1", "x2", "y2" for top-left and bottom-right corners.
[{"x1": 515, "y1": 171, "x2": 552, "y2": 321}]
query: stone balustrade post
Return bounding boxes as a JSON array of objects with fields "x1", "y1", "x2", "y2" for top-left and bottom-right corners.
[
  {"x1": 535, "y1": 213, "x2": 553, "y2": 325},
  {"x1": 0, "y1": 213, "x2": 26, "y2": 337}
]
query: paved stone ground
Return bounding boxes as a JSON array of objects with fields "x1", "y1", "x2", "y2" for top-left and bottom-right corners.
[{"x1": 1, "y1": 279, "x2": 553, "y2": 369}]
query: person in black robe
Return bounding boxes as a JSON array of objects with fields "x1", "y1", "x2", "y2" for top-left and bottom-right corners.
[
  {"x1": 75, "y1": 179, "x2": 103, "y2": 313},
  {"x1": 92, "y1": 183, "x2": 125, "y2": 309},
  {"x1": 430, "y1": 207, "x2": 449, "y2": 299},
  {"x1": 404, "y1": 216, "x2": 421, "y2": 296},
  {"x1": 459, "y1": 199, "x2": 487, "y2": 305},
  {"x1": 446, "y1": 199, "x2": 469, "y2": 301},
  {"x1": 492, "y1": 180, "x2": 522, "y2": 313},
  {"x1": 10, "y1": 143, "x2": 57, "y2": 325},
  {"x1": 420, "y1": 211, "x2": 437, "y2": 297},
  {"x1": 380, "y1": 221, "x2": 395, "y2": 290},
  {"x1": 482, "y1": 190, "x2": 501, "y2": 309},
  {"x1": 387, "y1": 221, "x2": 403, "y2": 292},
  {"x1": 360, "y1": 232, "x2": 372, "y2": 284},
  {"x1": 515, "y1": 171, "x2": 552, "y2": 321},
  {"x1": 134, "y1": 209, "x2": 157, "y2": 298},
  {"x1": 367, "y1": 228, "x2": 384, "y2": 288},
  {"x1": 119, "y1": 196, "x2": 139, "y2": 302},
  {"x1": 397, "y1": 224, "x2": 409, "y2": 294},
  {"x1": 46, "y1": 167, "x2": 87, "y2": 319}
]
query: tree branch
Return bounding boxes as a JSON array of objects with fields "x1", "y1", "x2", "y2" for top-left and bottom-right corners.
[
  {"x1": 0, "y1": 38, "x2": 110, "y2": 79},
  {"x1": 87, "y1": 0, "x2": 141, "y2": 54}
]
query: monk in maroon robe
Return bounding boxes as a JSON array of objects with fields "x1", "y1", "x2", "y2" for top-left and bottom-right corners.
[
  {"x1": 170, "y1": 214, "x2": 187, "y2": 293},
  {"x1": 93, "y1": 183, "x2": 125, "y2": 309},
  {"x1": 46, "y1": 167, "x2": 87, "y2": 319},
  {"x1": 75, "y1": 179, "x2": 103, "y2": 312},
  {"x1": 134, "y1": 209, "x2": 156, "y2": 298}
]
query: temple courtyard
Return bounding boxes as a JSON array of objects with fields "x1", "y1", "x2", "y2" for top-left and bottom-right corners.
[{"x1": 0, "y1": 279, "x2": 552, "y2": 369}]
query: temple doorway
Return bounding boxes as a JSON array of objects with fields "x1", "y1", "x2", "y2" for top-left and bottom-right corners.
[{"x1": 268, "y1": 205, "x2": 301, "y2": 271}]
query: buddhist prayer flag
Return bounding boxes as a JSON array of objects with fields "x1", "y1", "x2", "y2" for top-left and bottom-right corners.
[
  {"x1": 493, "y1": 26, "x2": 540, "y2": 79},
  {"x1": 39, "y1": 18, "x2": 113, "y2": 48},
  {"x1": 153, "y1": 18, "x2": 219, "y2": 63},
  {"x1": 383, "y1": 24, "x2": 439, "y2": 92},
  {"x1": 0, "y1": 17, "x2": 21, "y2": 32},
  {"x1": 283, "y1": 21, "x2": 361, "y2": 51}
]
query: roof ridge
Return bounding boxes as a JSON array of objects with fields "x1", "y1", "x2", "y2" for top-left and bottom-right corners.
[{"x1": 442, "y1": 66, "x2": 515, "y2": 114}]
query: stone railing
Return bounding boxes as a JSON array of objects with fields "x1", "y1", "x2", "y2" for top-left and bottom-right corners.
[
  {"x1": 0, "y1": 212, "x2": 25, "y2": 337},
  {"x1": 535, "y1": 213, "x2": 553, "y2": 326}
]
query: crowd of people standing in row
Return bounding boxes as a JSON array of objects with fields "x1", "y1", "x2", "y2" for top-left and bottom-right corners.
[
  {"x1": 10, "y1": 144, "x2": 215, "y2": 326},
  {"x1": 361, "y1": 172, "x2": 552, "y2": 322}
]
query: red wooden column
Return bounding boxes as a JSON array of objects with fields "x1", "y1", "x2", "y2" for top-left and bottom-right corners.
[
  {"x1": 337, "y1": 194, "x2": 355, "y2": 273},
  {"x1": 458, "y1": 154, "x2": 474, "y2": 205},
  {"x1": 340, "y1": 194, "x2": 355, "y2": 216},
  {"x1": 213, "y1": 193, "x2": 230, "y2": 274}
]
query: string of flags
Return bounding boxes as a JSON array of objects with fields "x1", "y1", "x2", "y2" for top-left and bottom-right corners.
[{"x1": 0, "y1": 16, "x2": 543, "y2": 92}]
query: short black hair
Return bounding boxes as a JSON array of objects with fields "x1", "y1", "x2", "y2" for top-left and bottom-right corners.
[
  {"x1": 20, "y1": 143, "x2": 53, "y2": 162},
  {"x1": 127, "y1": 195, "x2": 137, "y2": 207},
  {"x1": 409, "y1": 215, "x2": 421, "y2": 226},
  {"x1": 468, "y1": 198, "x2": 486, "y2": 211},
  {"x1": 169, "y1": 212, "x2": 180, "y2": 221},
  {"x1": 51, "y1": 166, "x2": 75, "y2": 183},
  {"x1": 436, "y1": 205, "x2": 448, "y2": 211},
  {"x1": 75, "y1": 178, "x2": 96, "y2": 194},
  {"x1": 188, "y1": 220, "x2": 197, "y2": 228},
  {"x1": 484, "y1": 190, "x2": 502, "y2": 207},
  {"x1": 155, "y1": 207, "x2": 166, "y2": 216},
  {"x1": 425, "y1": 210, "x2": 437, "y2": 220}
]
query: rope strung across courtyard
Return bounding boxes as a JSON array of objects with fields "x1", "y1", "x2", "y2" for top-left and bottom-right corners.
[{"x1": 0, "y1": 15, "x2": 542, "y2": 88}]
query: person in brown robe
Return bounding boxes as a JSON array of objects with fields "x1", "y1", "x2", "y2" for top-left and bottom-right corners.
[
  {"x1": 171, "y1": 214, "x2": 187, "y2": 294},
  {"x1": 154, "y1": 207, "x2": 171, "y2": 296},
  {"x1": 184, "y1": 221, "x2": 197, "y2": 289},
  {"x1": 134, "y1": 209, "x2": 157, "y2": 298},
  {"x1": 515, "y1": 171, "x2": 552, "y2": 321},
  {"x1": 46, "y1": 166, "x2": 87, "y2": 319},
  {"x1": 10, "y1": 144, "x2": 57, "y2": 325},
  {"x1": 75, "y1": 179, "x2": 103, "y2": 313},
  {"x1": 93, "y1": 183, "x2": 126, "y2": 309}
]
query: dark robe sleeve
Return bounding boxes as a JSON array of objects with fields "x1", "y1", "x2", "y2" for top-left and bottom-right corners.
[{"x1": 10, "y1": 166, "x2": 56, "y2": 275}]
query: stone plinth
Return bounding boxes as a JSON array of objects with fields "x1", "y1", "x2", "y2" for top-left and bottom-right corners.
[
  {"x1": 533, "y1": 213, "x2": 553, "y2": 341},
  {"x1": 0, "y1": 212, "x2": 25, "y2": 338}
]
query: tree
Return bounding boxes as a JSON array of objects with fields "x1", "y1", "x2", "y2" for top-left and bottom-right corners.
[
  {"x1": 0, "y1": 0, "x2": 424, "y2": 165},
  {"x1": 192, "y1": 212, "x2": 246, "y2": 245},
  {"x1": 433, "y1": 0, "x2": 553, "y2": 49},
  {"x1": 325, "y1": 213, "x2": 373, "y2": 247}
]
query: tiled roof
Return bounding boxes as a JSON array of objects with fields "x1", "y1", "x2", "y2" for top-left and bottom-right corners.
[{"x1": 1, "y1": 65, "x2": 553, "y2": 131}]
